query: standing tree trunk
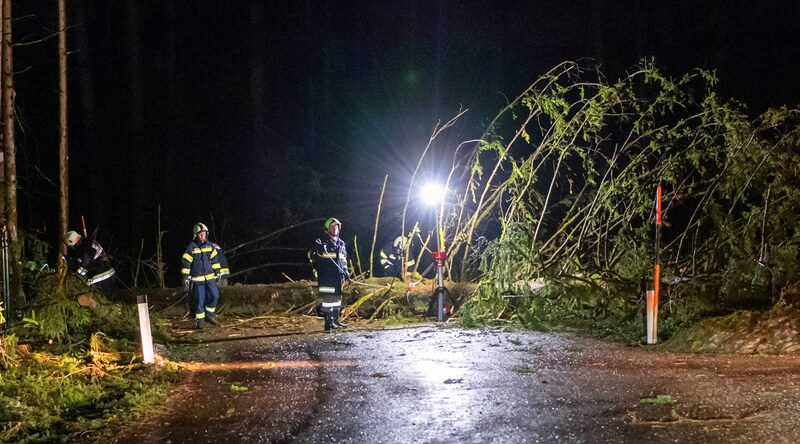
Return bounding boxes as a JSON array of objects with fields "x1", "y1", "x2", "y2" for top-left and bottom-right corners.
[
  {"x1": 3, "y1": 0, "x2": 22, "y2": 306},
  {"x1": 0, "y1": 0, "x2": 5, "y2": 226},
  {"x1": 58, "y1": 0, "x2": 68, "y2": 257}
]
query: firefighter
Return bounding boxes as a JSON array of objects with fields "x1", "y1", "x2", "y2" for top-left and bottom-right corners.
[
  {"x1": 310, "y1": 217, "x2": 350, "y2": 331},
  {"x1": 380, "y1": 235, "x2": 416, "y2": 279},
  {"x1": 64, "y1": 230, "x2": 117, "y2": 299},
  {"x1": 181, "y1": 223, "x2": 222, "y2": 330},
  {"x1": 212, "y1": 243, "x2": 231, "y2": 286}
]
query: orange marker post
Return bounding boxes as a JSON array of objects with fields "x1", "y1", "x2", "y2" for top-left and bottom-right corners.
[{"x1": 81, "y1": 215, "x2": 88, "y2": 238}]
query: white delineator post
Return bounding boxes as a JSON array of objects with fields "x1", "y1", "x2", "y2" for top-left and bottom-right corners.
[
  {"x1": 136, "y1": 295, "x2": 155, "y2": 364},
  {"x1": 647, "y1": 185, "x2": 663, "y2": 345},
  {"x1": 646, "y1": 285, "x2": 657, "y2": 344},
  {"x1": 433, "y1": 251, "x2": 446, "y2": 321}
]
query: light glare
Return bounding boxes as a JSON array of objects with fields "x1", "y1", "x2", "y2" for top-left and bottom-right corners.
[{"x1": 420, "y1": 183, "x2": 446, "y2": 206}]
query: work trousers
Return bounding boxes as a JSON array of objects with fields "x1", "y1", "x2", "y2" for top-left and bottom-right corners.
[{"x1": 193, "y1": 280, "x2": 220, "y2": 320}]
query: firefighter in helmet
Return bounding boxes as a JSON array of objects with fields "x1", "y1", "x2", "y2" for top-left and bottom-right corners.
[
  {"x1": 181, "y1": 223, "x2": 222, "y2": 330},
  {"x1": 380, "y1": 235, "x2": 416, "y2": 279},
  {"x1": 310, "y1": 217, "x2": 350, "y2": 331},
  {"x1": 64, "y1": 230, "x2": 117, "y2": 299}
]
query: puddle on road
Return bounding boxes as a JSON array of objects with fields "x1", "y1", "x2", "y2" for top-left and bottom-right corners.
[{"x1": 184, "y1": 359, "x2": 360, "y2": 372}]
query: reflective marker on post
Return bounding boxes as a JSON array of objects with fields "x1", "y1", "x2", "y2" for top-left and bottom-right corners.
[
  {"x1": 653, "y1": 263, "x2": 660, "y2": 341},
  {"x1": 136, "y1": 295, "x2": 155, "y2": 364},
  {"x1": 433, "y1": 251, "x2": 447, "y2": 322},
  {"x1": 646, "y1": 284, "x2": 657, "y2": 344}
]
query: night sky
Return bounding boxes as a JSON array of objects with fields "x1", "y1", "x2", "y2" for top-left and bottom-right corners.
[{"x1": 12, "y1": 1, "x2": 800, "y2": 284}]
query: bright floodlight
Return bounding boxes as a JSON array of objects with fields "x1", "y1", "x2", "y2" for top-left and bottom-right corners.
[{"x1": 420, "y1": 183, "x2": 446, "y2": 206}]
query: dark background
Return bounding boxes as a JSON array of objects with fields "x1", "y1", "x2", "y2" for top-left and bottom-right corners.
[{"x1": 11, "y1": 1, "x2": 800, "y2": 285}]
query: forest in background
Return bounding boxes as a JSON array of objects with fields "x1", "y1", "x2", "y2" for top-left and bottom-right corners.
[{"x1": 8, "y1": 2, "x2": 799, "y2": 287}]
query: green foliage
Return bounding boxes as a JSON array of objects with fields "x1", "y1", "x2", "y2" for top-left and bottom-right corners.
[
  {"x1": 32, "y1": 286, "x2": 92, "y2": 342},
  {"x1": 0, "y1": 335, "x2": 18, "y2": 370},
  {"x1": 0, "y1": 347, "x2": 181, "y2": 443},
  {"x1": 457, "y1": 283, "x2": 543, "y2": 329},
  {"x1": 0, "y1": 313, "x2": 181, "y2": 442},
  {"x1": 448, "y1": 59, "x2": 800, "y2": 335},
  {"x1": 21, "y1": 231, "x2": 51, "y2": 273},
  {"x1": 0, "y1": 239, "x2": 179, "y2": 443},
  {"x1": 21, "y1": 273, "x2": 171, "y2": 344},
  {"x1": 640, "y1": 394, "x2": 675, "y2": 404},
  {"x1": 230, "y1": 384, "x2": 248, "y2": 392},
  {"x1": 658, "y1": 291, "x2": 723, "y2": 340}
]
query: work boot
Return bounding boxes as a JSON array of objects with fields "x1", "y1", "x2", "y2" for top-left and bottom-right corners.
[
  {"x1": 206, "y1": 313, "x2": 219, "y2": 325},
  {"x1": 195, "y1": 319, "x2": 205, "y2": 330},
  {"x1": 324, "y1": 312, "x2": 342, "y2": 332},
  {"x1": 332, "y1": 308, "x2": 347, "y2": 328},
  {"x1": 323, "y1": 312, "x2": 333, "y2": 332}
]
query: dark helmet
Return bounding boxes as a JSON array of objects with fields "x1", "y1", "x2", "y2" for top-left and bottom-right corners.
[
  {"x1": 193, "y1": 222, "x2": 209, "y2": 236},
  {"x1": 324, "y1": 217, "x2": 341, "y2": 230}
]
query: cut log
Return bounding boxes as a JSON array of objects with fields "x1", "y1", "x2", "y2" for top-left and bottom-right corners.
[{"x1": 77, "y1": 293, "x2": 98, "y2": 309}]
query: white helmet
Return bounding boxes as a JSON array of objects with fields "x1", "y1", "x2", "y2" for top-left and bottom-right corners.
[
  {"x1": 65, "y1": 231, "x2": 81, "y2": 247},
  {"x1": 193, "y1": 223, "x2": 209, "y2": 236},
  {"x1": 392, "y1": 236, "x2": 407, "y2": 249}
]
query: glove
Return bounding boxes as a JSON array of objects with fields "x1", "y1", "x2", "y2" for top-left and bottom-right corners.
[
  {"x1": 215, "y1": 273, "x2": 221, "y2": 282},
  {"x1": 183, "y1": 276, "x2": 191, "y2": 292}
]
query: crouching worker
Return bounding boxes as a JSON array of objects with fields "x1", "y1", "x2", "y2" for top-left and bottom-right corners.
[
  {"x1": 380, "y1": 235, "x2": 416, "y2": 279},
  {"x1": 64, "y1": 230, "x2": 117, "y2": 299},
  {"x1": 311, "y1": 217, "x2": 350, "y2": 332},
  {"x1": 181, "y1": 223, "x2": 221, "y2": 330}
]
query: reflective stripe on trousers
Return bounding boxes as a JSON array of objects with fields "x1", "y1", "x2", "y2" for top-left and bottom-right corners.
[{"x1": 193, "y1": 280, "x2": 220, "y2": 320}]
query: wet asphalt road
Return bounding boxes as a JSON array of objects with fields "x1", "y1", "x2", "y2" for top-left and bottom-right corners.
[{"x1": 109, "y1": 325, "x2": 800, "y2": 443}]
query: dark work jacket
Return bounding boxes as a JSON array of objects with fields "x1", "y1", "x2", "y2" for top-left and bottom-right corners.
[
  {"x1": 181, "y1": 239, "x2": 221, "y2": 282},
  {"x1": 380, "y1": 242, "x2": 417, "y2": 278},
  {"x1": 66, "y1": 239, "x2": 116, "y2": 285},
  {"x1": 213, "y1": 243, "x2": 230, "y2": 277},
  {"x1": 311, "y1": 235, "x2": 349, "y2": 294}
]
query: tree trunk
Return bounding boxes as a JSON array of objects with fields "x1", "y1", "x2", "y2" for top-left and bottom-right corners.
[
  {"x1": 0, "y1": 0, "x2": 4, "y2": 226},
  {"x1": 3, "y1": 0, "x2": 22, "y2": 306},
  {"x1": 58, "y1": 0, "x2": 69, "y2": 257}
]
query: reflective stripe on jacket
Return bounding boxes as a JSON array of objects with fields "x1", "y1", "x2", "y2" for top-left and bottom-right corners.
[
  {"x1": 213, "y1": 243, "x2": 231, "y2": 277},
  {"x1": 379, "y1": 243, "x2": 415, "y2": 277},
  {"x1": 67, "y1": 239, "x2": 115, "y2": 286},
  {"x1": 311, "y1": 235, "x2": 349, "y2": 294},
  {"x1": 181, "y1": 240, "x2": 221, "y2": 281}
]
